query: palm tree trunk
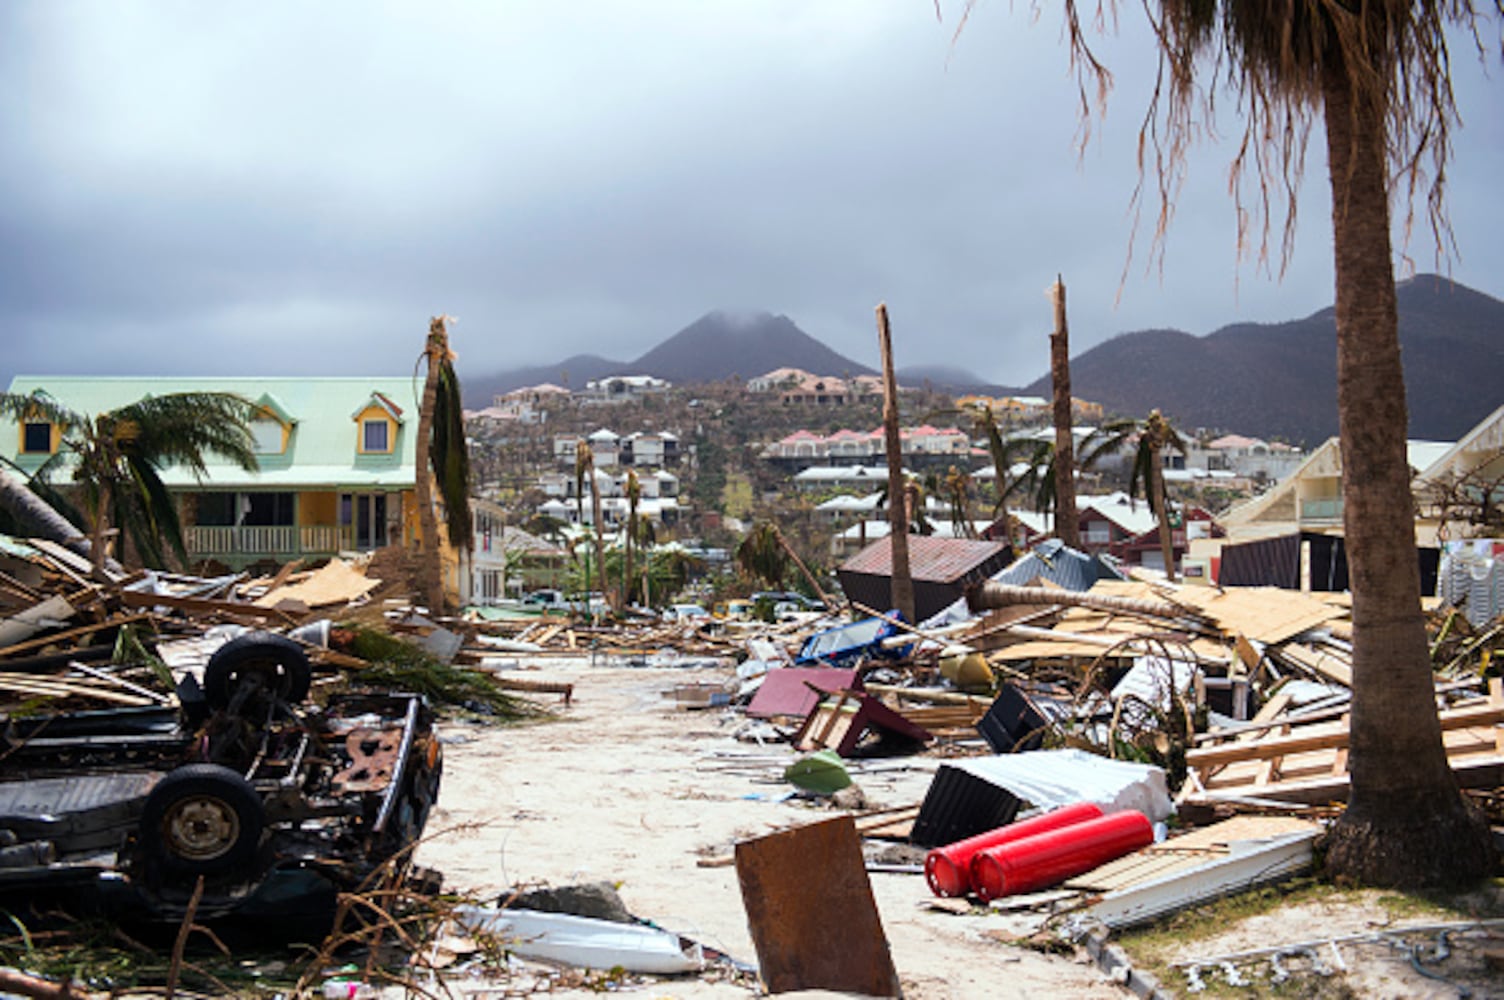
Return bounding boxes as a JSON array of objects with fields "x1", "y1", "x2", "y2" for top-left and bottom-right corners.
[
  {"x1": 1319, "y1": 50, "x2": 1490, "y2": 886},
  {"x1": 1049, "y1": 278, "x2": 1080, "y2": 549},
  {"x1": 0, "y1": 466, "x2": 101, "y2": 565},
  {"x1": 876, "y1": 304, "x2": 915, "y2": 623},
  {"x1": 1149, "y1": 445, "x2": 1177, "y2": 582},
  {"x1": 624, "y1": 513, "x2": 635, "y2": 608},
  {"x1": 90, "y1": 479, "x2": 113, "y2": 577},
  {"x1": 588, "y1": 472, "x2": 611, "y2": 614},
  {"x1": 416, "y1": 319, "x2": 446, "y2": 614}
]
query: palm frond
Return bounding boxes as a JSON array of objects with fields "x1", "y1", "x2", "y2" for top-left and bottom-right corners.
[
  {"x1": 0, "y1": 391, "x2": 82, "y2": 432},
  {"x1": 431, "y1": 362, "x2": 473, "y2": 550},
  {"x1": 113, "y1": 392, "x2": 260, "y2": 476}
]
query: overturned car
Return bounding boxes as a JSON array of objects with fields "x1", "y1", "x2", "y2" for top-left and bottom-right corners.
[{"x1": 0, "y1": 632, "x2": 442, "y2": 931}]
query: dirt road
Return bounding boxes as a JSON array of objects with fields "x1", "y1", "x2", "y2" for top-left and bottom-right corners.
[{"x1": 415, "y1": 656, "x2": 1128, "y2": 999}]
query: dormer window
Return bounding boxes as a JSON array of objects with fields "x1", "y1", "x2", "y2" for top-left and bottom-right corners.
[
  {"x1": 251, "y1": 418, "x2": 285, "y2": 454},
  {"x1": 22, "y1": 421, "x2": 52, "y2": 454},
  {"x1": 351, "y1": 391, "x2": 403, "y2": 455},
  {"x1": 362, "y1": 419, "x2": 390, "y2": 453},
  {"x1": 250, "y1": 394, "x2": 295, "y2": 455}
]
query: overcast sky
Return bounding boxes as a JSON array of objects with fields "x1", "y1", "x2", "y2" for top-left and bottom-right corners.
[{"x1": 2, "y1": 2, "x2": 1501, "y2": 391}]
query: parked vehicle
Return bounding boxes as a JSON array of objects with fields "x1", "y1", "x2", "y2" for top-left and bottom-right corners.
[
  {"x1": 751, "y1": 590, "x2": 826, "y2": 612},
  {"x1": 713, "y1": 599, "x2": 755, "y2": 620},
  {"x1": 522, "y1": 589, "x2": 570, "y2": 611},
  {"x1": 667, "y1": 603, "x2": 710, "y2": 622},
  {"x1": 0, "y1": 633, "x2": 442, "y2": 931}
]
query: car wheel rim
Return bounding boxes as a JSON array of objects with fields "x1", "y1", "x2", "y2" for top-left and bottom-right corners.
[{"x1": 164, "y1": 797, "x2": 241, "y2": 861}]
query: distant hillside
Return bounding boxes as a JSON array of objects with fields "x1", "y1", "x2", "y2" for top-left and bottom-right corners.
[
  {"x1": 1019, "y1": 274, "x2": 1504, "y2": 445},
  {"x1": 463, "y1": 310, "x2": 873, "y2": 406},
  {"x1": 632, "y1": 310, "x2": 874, "y2": 384},
  {"x1": 893, "y1": 364, "x2": 1015, "y2": 394},
  {"x1": 463, "y1": 354, "x2": 625, "y2": 410}
]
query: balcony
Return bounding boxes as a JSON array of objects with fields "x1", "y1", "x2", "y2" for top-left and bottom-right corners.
[
  {"x1": 1300, "y1": 498, "x2": 1345, "y2": 522},
  {"x1": 186, "y1": 525, "x2": 356, "y2": 560}
]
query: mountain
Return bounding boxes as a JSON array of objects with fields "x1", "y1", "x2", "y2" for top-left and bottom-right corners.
[
  {"x1": 463, "y1": 311, "x2": 873, "y2": 406},
  {"x1": 463, "y1": 354, "x2": 625, "y2": 409},
  {"x1": 465, "y1": 277, "x2": 1502, "y2": 446},
  {"x1": 892, "y1": 364, "x2": 1015, "y2": 393},
  {"x1": 1018, "y1": 274, "x2": 1504, "y2": 445},
  {"x1": 632, "y1": 310, "x2": 874, "y2": 384}
]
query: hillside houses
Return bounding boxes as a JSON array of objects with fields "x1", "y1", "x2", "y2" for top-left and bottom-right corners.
[
  {"x1": 746, "y1": 367, "x2": 883, "y2": 405},
  {"x1": 763, "y1": 425, "x2": 971, "y2": 470},
  {"x1": 552, "y1": 429, "x2": 682, "y2": 468}
]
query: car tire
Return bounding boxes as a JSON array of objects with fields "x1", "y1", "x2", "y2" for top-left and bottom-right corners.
[
  {"x1": 203, "y1": 632, "x2": 312, "y2": 710},
  {"x1": 141, "y1": 764, "x2": 265, "y2": 877}
]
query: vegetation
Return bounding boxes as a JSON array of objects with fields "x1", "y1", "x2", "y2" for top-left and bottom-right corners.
[
  {"x1": 343, "y1": 625, "x2": 549, "y2": 719},
  {"x1": 415, "y1": 316, "x2": 473, "y2": 614},
  {"x1": 1003, "y1": 0, "x2": 1502, "y2": 887},
  {"x1": 0, "y1": 388, "x2": 259, "y2": 572}
]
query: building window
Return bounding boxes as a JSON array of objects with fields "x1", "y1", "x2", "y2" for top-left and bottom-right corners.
[
  {"x1": 22, "y1": 422, "x2": 51, "y2": 454},
  {"x1": 362, "y1": 419, "x2": 390, "y2": 453},
  {"x1": 251, "y1": 419, "x2": 284, "y2": 454}
]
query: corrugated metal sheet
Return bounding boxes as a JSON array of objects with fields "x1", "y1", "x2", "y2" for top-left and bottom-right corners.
[
  {"x1": 837, "y1": 536, "x2": 1014, "y2": 624},
  {"x1": 840, "y1": 535, "x2": 1010, "y2": 583},
  {"x1": 909, "y1": 763, "x2": 1022, "y2": 848},
  {"x1": 992, "y1": 539, "x2": 1124, "y2": 592}
]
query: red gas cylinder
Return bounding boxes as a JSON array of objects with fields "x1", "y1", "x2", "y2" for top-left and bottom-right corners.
[
  {"x1": 924, "y1": 803, "x2": 1104, "y2": 897},
  {"x1": 970, "y1": 809, "x2": 1154, "y2": 901}
]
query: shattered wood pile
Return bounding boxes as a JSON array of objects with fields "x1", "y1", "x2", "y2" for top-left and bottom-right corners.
[{"x1": 958, "y1": 576, "x2": 1504, "y2": 828}]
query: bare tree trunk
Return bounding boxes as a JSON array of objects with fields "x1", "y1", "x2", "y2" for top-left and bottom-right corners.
[
  {"x1": 91, "y1": 479, "x2": 112, "y2": 577},
  {"x1": 588, "y1": 470, "x2": 612, "y2": 613},
  {"x1": 416, "y1": 318, "x2": 446, "y2": 614},
  {"x1": 772, "y1": 522, "x2": 836, "y2": 611},
  {"x1": 876, "y1": 303, "x2": 915, "y2": 624},
  {"x1": 0, "y1": 466, "x2": 104, "y2": 566},
  {"x1": 1050, "y1": 278, "x2": 1080, "y2": 548},
  {"x1": 1318, "y1": 51, "x2": 1490, "y2": 887},
  {"x1": 1149, "y1": 444, "x2": 1177, "y2": 582}
]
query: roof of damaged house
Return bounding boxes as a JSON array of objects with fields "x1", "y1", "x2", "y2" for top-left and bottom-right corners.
[
  {"x1": 840, "y1": 534, "x2": 1011, "y2": 584},
  {"x1": 2, "y1": 375, "x2": 419, "y2": 489}
]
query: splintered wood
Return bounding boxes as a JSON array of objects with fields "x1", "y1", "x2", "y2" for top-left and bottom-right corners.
[{"x1": 1182, "y1": 678, "x2": 1504, "y2": 805}]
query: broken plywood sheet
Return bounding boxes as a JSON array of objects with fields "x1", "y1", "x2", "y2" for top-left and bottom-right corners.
[
  {"x1": 1069, "y1": 814, "x2": 1320, "y2": 893},
  {"x1": 253, "y1": 558, "x2": 379, "y2": 609},
  {"x1": 1076, "y1": 818, "x2": 1321, "y2": 930},
  {"x1": 1162, "y1": 586, "x2": 1343, "y2": 645},
  {"x1": 0, "y1": 594, "x2": 75, "y2": 648}
]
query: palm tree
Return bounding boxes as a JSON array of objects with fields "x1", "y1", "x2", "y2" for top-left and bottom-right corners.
[
  {"x1": 1084, "y1": 409, "x2": 1186, "y2": 581},
  {"x1": 415, "y1": 316, "x2": 473, "y2": 615},
  {"x1": 0, "y1": 389, "x2": 259, "y2": 573},
  {"x1": 876, "y1": 304, "x2": 915, "y2": 623},
  {"x1": 736, "y1": 521, "x2": 789, "y2": 590},
  {"x1": 1022, "y1": 0, "x2": 1497, "y2": 886},
  {"x1": 1049, "y1": 277, "x2": 1081, "y2": 548},
  {"x1": 623, "y1": 470, "x2": 641, "y2": 605},
  {"x1": 573, "y1": 439, "x2": 612, "y2": 613}
]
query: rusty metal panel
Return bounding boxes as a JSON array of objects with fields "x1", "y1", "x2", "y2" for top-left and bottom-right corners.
[
  {"x1": 840, "y1": 534, "x2": 1009, "y2": 583},
  {"x1": 735, "y1": 816, "x2": 901, "y2": 997}
]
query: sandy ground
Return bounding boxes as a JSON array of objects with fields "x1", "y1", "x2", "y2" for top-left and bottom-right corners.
[
  {"x1": 410, "y1": 655, "x2": 1504, "y2": 999},
  {"x1": 412, "y1": 655, "x2": 1128, "y2": 999}
]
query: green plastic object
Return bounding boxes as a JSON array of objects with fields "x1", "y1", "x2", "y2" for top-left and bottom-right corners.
[{"x1": 784, "y1": 749, "x2": 852, "y2": 794}]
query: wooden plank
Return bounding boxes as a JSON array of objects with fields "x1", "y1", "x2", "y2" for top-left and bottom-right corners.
[
  {"x1": 1188, "y1": 701, "x2": 1504, "y2": 769},
  {"x1": 0, "y1": 613, "x2": 153, "y2": 661},
  {"x1": 1274, "y1": 643, "x2": 1352, "y2": 686},
  {"x1": 118, "y1": 589, "x2": 295, "y2": 624}
]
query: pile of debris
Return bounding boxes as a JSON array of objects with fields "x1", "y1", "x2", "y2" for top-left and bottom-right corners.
[{"x1": 0, "y1": 533, "x2": 550, "y2": 941}]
